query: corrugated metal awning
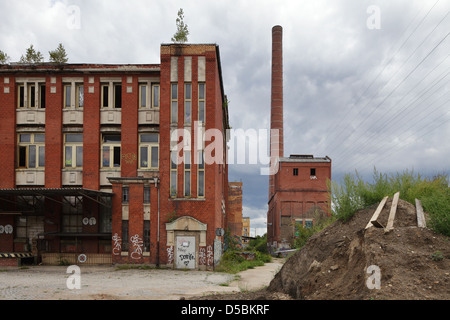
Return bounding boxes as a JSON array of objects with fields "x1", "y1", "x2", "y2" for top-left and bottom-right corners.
[
  {"x1": 0, "y1": 188, "x2": 113, "y2": 208},
  {"x1": 0, "y1": 187, "x2": 113, "y2": 197}
]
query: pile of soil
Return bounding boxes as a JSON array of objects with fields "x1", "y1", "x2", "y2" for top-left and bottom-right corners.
[
  {"x1": 196, "y1": 198, "x2": 449, "y2": 300},
  {"x1": 266, "y1": 198, "x2": 450, "y2": 299}
]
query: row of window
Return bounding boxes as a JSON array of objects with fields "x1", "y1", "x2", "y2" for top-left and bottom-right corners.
[
  {"x1": 121, "y1": 186, "x2": 151, "y2": 204},
  {"x1": 170, "y1": 150, "x2": 205, "y2": 198},
  {"x1": 17, "y1": 133, "x2": 159, "y2": 170},
  {"x1": 16, "y1": 133, "x2": 206, "y2": 198},
  {"x1": 16, "y1": 82, "x2": 161, "y2": 110},
  {"x1": 293, "y1": 168, "x2": 317, "y2": 176},
  {"x1": 16, "y1": 82, "x2": 206, "y2": 115},
  {"x1": 171, "y1": 83, "x2": 205, "y2": 125}
]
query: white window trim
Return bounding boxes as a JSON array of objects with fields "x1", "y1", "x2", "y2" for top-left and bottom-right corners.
[
  {"x1": 101, "y1": 135, "x2": 121, "y2": 168},
  {"x1": 63, "y1": 80, "x2": 84, "y2": 109},
  {"x1": 101, "y1": 80, "x2": 122, "y2": 109},
  {"x1": 64, "y1": 134, "x2": 83, "y2": 168},
  {"x1": 17, "y1": 80, "x2": 46, "y2": 109},
  {"x1": 17, "y1": 133, "x2": 45, "y2": 168},
  {"x1": 198, "y1": 82, "x2": 206, "y2": 126},
  {"x1": 139, "y1": 133, "x2": 159, "y2": 169}
]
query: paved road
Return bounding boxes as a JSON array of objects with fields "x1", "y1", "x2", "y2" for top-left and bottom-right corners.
[{"x1": 0, "y1": 259, "x2": 284, "y2": 300}]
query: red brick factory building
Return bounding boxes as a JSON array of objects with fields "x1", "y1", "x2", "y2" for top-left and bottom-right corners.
[
  {"x1": 267, "y1": 26, "x2": 332, "y2": 251},
  {"x1": 0, "y1": 43, "x2": 236, "y2": 269}
]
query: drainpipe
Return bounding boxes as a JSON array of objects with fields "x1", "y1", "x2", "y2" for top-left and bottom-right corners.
[{"x1": 156, "y1": 178, "x2": 160, "y2": 267}]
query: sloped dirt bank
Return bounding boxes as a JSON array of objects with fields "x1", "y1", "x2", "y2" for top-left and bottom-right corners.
[{"x1": 267, "y1": 198, "x2": 450, "y2": 300}]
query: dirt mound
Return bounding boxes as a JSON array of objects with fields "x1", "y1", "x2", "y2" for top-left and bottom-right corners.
[{"x1": 267, "y1": 198, "x2": 450, "y2": 300}]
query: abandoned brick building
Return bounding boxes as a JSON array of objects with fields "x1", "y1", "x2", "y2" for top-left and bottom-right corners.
[
  {"x1": 0, "y1": 43, "x2": 236, "y2": 269},
  {"x1": 267, "y1": 26, "x2": 332, "y2": 251}
]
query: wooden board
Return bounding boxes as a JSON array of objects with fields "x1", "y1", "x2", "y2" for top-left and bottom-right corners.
[
  {"x1": 415, "y1": 199, "x2": 426, "y2": 228},
  {"x1": 365, "y1": 196, "x2": 388, "y2": 229},
  {"x1": 385, "y1": 192, "x2": 400, "y2": 232}
]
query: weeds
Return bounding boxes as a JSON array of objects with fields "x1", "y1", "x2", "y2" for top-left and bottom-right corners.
[
  {"x1": 329, "y1": 169, "x2": 450, "y2": 236},
  {"x1": 214, "y1": 250, "x2": 272, "y2": 274}
]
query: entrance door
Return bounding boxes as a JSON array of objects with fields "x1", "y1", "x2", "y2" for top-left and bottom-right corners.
[{"x1": 176, "y1": 236, "x2": 196, "y2": 269}]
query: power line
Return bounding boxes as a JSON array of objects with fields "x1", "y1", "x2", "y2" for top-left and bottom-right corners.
[
  {"x1": 330, "y1": 25, "x2": 450, "y2": 167},
  {"x1": 331, "y1": 64, "x2": 450, "y2": 165},
  {"x1": 320, "y1": 0, "x2": 442, "y2": 156},
  {"x1": 327, "y1": 11, "x2": 450, "y2": 158},
  {"x1": 337, "y1": 94, "x2": 450, "y2": 173}
]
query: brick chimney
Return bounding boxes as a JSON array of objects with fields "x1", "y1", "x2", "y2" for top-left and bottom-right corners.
[{"x1": 269, "y1": 25, "x2": 284, "y2": 199}]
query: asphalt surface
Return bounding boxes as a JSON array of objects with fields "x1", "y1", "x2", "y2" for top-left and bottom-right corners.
[{"x1": 0, "y1": 259, "x2": 284, "y2": 300}]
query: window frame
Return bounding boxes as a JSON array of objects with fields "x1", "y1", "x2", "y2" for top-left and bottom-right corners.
[
  {"x1": 184, "y1": 151, "x2": 191, "y2": 197},
  {"x1": 17, "y1": 133, "x2": 45, "y2": 169},
  {"x1": 101, "y1": 134, "x2": 121, "y2": 168},
  {"x1": 198, "y1": 82, "x2": 206, "y2": 125},
  {"x1": 64, "y1": 134, "x2": 83, "y2": 168},
  {"x1": 17, "y1": 82, "x2": 46, "y2": 109},
  {"x1": 101, "y1": 82, "x2": 122, "y2": 109},
  {"x1": 64, "y1": 83, "x2": 84, "y2": 109},
  {"x1": 152, "y1": 84, "x2": 160, "y2": 109},
  {"x1": 139, "y1": 133, "x2": 159, "y2": 169},
  {"x1": 122, "y1": 186, "x2": 129, "y2": 204},
  {"x1": 184, "y1": 83, "x2": 191, "y2": 125},
  {"x1": 197, "y1": 150, "x2": 205, "y2": 198},
  {"x1": 170, "y1": 151, "x2": 177, "y2": 197},
  {"x1": 171, "y1": 83, "x2": 178, "y2": 124}
]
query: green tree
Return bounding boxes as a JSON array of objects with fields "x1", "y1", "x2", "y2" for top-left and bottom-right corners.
[
  {"x1": 49, "y1": 43, "x2": 68, "y2": 64},
  {"x1": 19, "y1": 45, "x2": 44, "y2": 64},
  {"x1": 0, "y1": 50, "x2": 10, "y2": 64},
  {"x1": 171, "y1": 8, "x2": 189, "y2": 43}
]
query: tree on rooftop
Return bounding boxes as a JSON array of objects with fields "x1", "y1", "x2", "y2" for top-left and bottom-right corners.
[
  {"x1": 171, "y1": 8, "x2": 189, "y2": 44},
  {"x1": 0, "y1": 50, "x2": 10, "y2": 64},
  {"x1": 19, "y1": 45, "x2": 44, "y2": 64},
  {"x1": 49, "y1": 43, "x2": 68, "y2": 64}
]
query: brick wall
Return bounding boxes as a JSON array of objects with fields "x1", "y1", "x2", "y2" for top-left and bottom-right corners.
[
  {"x1": 83, "y1": 76, "x2": 100, "y2": 189},
  {"x1": 0, "y1": 75, "x2": 16, "y2": 187},
  {"x1": 45, "y1": 75, "x2": 63, "y2": 188},
  {"x1": 121, "y1": 76, "x2": 138, "y2": 178}
]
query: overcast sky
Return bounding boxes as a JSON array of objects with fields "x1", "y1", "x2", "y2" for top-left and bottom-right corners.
[{"x1": 1, "y1": 0, "x2": 449, "y2": 236}]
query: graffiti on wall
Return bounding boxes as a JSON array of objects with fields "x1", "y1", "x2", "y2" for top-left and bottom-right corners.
[
  {"x1": 206, "y1": 245, "x2": 214, "y2": 266},
  {"x1": 112, "y1": 233, "x2": 122, "y2": 255},
  {"x1": 176, "y1": 236, "x2": 196, "y2": 269},
  {"x1": 199, "y1": 247, "x2": 206, "y2": 265},
  {"x1": 167, "y1": 246, "x2": 174, "y2": 264},
  {"x1": 130, "y1": 234, "x2": 143, "y2": 259}
]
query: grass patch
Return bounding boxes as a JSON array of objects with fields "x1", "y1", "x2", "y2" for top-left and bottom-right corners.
[
  {"x1": 214, "y1": 251, "x2": 272, "y2": 274},
  {"x1": 329, "y1": 169, "x2": 450, "y2": 236},
  {"x1": 115, "y1": 264, "x2": 155, "y2": 271}
]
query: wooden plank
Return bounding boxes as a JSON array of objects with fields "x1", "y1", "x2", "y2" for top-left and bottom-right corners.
[
  {"x1": 385, "y1": 192, "x2": 400, "y2": 232},
  {"x1": 415, "y1": 199, "x2": 426, "y2": 228},
  {"x1": 365, "y1": 196, "x2": 388, "y2": 229}
]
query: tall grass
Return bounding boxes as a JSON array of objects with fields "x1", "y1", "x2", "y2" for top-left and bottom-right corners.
[{"x1": 329, "y1": 169, "x2": 450, "y2": 236}]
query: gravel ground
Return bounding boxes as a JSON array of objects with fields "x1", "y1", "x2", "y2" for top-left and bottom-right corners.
[{"x1": 0, "y1": 259, "x2": 284, "y2": 300}]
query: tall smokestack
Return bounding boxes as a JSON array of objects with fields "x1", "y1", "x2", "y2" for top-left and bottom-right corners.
[{"x1": 269, "y1": 25, "x2": 284, "y2": 199}]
